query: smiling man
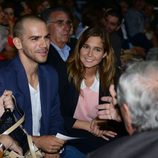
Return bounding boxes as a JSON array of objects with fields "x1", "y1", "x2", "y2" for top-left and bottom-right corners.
[{"x1": 0, "y1": 15, "x2": 85, "y2": 158}]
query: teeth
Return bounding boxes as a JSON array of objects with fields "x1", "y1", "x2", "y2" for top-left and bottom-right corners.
[{"x1": 86, "y1": 59, "x2": 93, "y2": 62}]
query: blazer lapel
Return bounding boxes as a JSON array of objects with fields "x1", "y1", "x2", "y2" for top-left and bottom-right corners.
[{"x1": 11, "y1": 56, "x2": 33, "y2": 133}]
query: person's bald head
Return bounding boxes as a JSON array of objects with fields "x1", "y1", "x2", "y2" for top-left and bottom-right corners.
[{"x1": 13, "y1": 15, "x2": 46, "y2": 38}]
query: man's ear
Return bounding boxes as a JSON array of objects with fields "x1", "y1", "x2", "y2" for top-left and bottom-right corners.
[
  {"x1": 121, "y1": 103, "x2": 135, "y2": 135},
  {"x1": 13, "y1": 37, "x2": 22, "y2": 50},
  {"x1": 122, "y1": 103, "x2": 129, "y2": 113}
]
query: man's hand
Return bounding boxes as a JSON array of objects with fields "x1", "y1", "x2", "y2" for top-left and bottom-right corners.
[
  {"x1": 32, "y1": 135, "x2": 65, "y2": 154},
  {"x1": 97, "y1": 84, "x2": 121, "y2": 121}
]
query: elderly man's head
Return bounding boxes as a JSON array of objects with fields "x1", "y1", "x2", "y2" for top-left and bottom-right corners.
[
  {"x1": 117, "y1": 61, "x2": 158, "y2": 135},
  {"x1": 42, "y1": 7, "x2": 72, "y2": 48}
]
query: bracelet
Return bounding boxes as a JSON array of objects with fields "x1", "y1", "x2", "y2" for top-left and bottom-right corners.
[
  {"x1": 0, "y1": 150, "x2": 3, "y2": 158},
  {"x1": 0, "y1": 143, "x2": 6, "y2": 151}
]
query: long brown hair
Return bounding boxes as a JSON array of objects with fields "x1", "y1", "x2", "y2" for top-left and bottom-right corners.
[{"x1": 67, "y1": 26, "x2": 116, "y2": 92}]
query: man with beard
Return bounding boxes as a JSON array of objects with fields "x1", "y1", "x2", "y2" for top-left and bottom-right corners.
[{"x1": 0, "y1": 15, "x2": 85, "y2": 158}]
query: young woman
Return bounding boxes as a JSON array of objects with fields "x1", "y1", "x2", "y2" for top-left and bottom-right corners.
[{"x1": 61, "y1": 26, "x2": 126, "y2": 153}]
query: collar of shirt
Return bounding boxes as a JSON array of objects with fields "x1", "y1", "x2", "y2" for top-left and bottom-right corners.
[
  {"x1": 81, "y1": 73, "x2": 99, "y2": 92},
  {"x1": 51, "y1": 42, "x2": 71, "y2": 61}
]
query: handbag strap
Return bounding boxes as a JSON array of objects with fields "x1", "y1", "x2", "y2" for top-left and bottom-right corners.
[
  {"x1": 8, "y1": 150, "x2": 24, "y2": 158},
  {"x1": 1, "y1": 96, "x2": 42, "y2": 158},
  {"x1": 27, "y1": 135, "x2": 37, "y2": 158},
  {"x1": 2, "y1": 114, "x2": 24, "y2": 135}
]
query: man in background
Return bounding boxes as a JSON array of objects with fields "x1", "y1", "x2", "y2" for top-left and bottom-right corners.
[{"x1": 42, "y1": 7, "x2": 77, "y2": 113}]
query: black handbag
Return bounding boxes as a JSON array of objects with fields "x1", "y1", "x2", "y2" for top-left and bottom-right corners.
[
  {"x1": 0, "y1": 106, "x2": 29, "y2": 154},
  {"x1": 0, "y1": 96, "x2": 43, "y2": 158}
]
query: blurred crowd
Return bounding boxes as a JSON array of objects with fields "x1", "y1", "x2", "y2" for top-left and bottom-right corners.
[
  {"x1": 0, "y1": 0, "x2": 158, "y2": 157},
  {"x1": 0, "y1": 0, "x2": 158, "y2": 69}
]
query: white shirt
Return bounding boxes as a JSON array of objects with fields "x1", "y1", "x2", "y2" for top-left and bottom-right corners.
[{"x1": 29, "y1": 84, "x2": 41, "y2": 136}]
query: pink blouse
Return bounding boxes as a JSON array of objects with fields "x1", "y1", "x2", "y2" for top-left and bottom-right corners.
[{"x1": 73, "y1": 77, "x2": 99, "y2": 122}]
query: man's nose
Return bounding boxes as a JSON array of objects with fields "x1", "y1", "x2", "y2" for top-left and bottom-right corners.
[{"x1": 40, "y1": 39, "x2": 47, "y2": 48}]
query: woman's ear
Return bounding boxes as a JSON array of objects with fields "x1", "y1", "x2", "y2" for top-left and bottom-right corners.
[{"x1": 13, "y1": 37, "x2": 22, "y2": 50}]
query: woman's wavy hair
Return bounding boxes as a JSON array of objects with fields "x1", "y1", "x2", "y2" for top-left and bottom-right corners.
[{"x1": 67, "y1": 26, "x2": 116, "y2": 92}]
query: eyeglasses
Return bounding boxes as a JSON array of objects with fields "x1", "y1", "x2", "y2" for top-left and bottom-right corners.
[{"x1": 48, "y1": 19, "x2": 72, "y2": 27}]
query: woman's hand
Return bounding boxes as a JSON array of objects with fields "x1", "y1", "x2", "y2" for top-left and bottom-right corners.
[
  {"x1": 90, "y1": 119, "x2": 117, "y2": 140},
  {"x1": 2, "y1": 90, "x2": 14, "y2": 111},
  {"x1": 0, "y1": 135, "x2": 23, "y2": 155},
  {"x1": 0, "y1": 90, "x2": 14, "y2": 116}
]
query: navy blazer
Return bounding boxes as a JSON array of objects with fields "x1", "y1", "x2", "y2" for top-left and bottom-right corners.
[{"x1": 0, "y1": 56, "x2": 64, "y2": 135}]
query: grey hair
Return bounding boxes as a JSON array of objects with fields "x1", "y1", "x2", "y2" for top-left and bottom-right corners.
[
  {"x1": 41, "y1": 7, "x2": 71, "y2": 24},
  {"x1": 117, "y1": 61, "x2": 158, "y2": 131}
]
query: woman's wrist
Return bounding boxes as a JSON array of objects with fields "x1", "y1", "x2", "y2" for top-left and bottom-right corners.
[
  {"x1": 0, "y1": 143, "x2": 6, "y2": 151},
  {"x1": 0, "y1": 142, "x2": 5, "y2": 158},
  {"x1": 0, "y1": 150, "x2": 3, "y2": 158}
]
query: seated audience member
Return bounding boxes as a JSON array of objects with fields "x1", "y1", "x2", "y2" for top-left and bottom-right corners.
[
  {"x1": 0, "y1": 15, "x2": 85, "y2": 158},
  {"x1": 124, "y1": 0, "x2": 153, "y2": 54},
  {"x1": 0, "y1": 5, "x2": 16, "y2": 61},
  {"x1": 0, "y1": 5, "x2": 6, "y2": 54},
  {"x1": 61, "y1": 26, "x2": 126, "y2": 154},
  {"x1": 0, "y1": 90, "x2": 22, "y2": 156},
  {"x1": 3, "y1": 3, "x2": 16, "y2": 35},
  {"x1": 125, "y1": 0, "x2": 146, "y2": 38},
  {"x1": 100, "y1": 7, "x2": 123, "y2": 69},
  {"x1": 88, "y1": 61, "x2": 158, "y2": 158},
  {"x1": 42, "y1": 7, "x2": 77, "y2": 105},
  {"x1": 19, "y1": 1, "x2": 32, "y2": 16}
]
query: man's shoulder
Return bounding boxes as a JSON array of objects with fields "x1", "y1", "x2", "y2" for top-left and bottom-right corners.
[
  {"x1": 0, "y1": 60, "x2": 10, "y2": 68},
  {"x1": 47, "y1": 44, "x2": 60, "y2": 62},
  {"x1": 88, "y1": 130, "x2": 158, "y2": 158},
  {"x1": 39, "y1": 64, "x2": 58, "y2": 77},
  {"x1": 67, "y1": 37, "x2": 78, "y2": 50},
  {"x1": 0, "y1": 60, "x2": 15, "y2": 72}
]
